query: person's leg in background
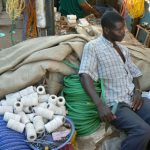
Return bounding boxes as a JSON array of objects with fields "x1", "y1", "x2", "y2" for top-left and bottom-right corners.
[{"x1": 111, "y1": 102, "x2": 150, "y2": 150}]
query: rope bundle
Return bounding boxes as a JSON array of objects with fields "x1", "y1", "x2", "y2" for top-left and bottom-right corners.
[
  {"x1": 6, "y1": 0, "x2": 25, "y2": 20},
  {"x1": 26, "y1": 0, "x2": 37, "y2": 38},
  {"x1": 6, "y1": 0, "x2": 25, "y2": 45},
  {"x1": 1, "y1": 85, "x2": 67, "y2": 142},
  {"x1": 62, "y1": 74, "x2": 105, "y2": 136},
  {"x1": 121, "y1": 0, "x2": 145, "y2": 18}
]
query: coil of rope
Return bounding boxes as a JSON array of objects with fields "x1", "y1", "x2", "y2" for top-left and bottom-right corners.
[
  {"x1": 6, "y1": 0, "x2": 25, "y2": 45},
  {"x1": 26, "y1": 0, "x2": 37, "y2": 38},
  {"x1": 121, "y1": 0, "x2": 145, "y2": 19},
  {"x1": 62, "y1": 60, "x2": 106, "y2": 136}
]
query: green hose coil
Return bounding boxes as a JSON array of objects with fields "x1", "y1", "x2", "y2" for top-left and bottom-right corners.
[{"x1": 62, "y1": 74, "x2": 106, "y2": 136}]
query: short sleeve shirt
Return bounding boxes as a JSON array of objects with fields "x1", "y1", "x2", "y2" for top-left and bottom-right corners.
[{"x1": 79, "y1": 36, "x2": 142, "y2": 106}]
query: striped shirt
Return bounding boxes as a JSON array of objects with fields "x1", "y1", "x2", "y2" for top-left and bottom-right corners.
[{"x1": 79, "y1": 36, "x2": 142, "y2": 107}]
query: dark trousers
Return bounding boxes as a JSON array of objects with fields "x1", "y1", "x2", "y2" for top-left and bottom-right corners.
[{"x1": 111, "y1": 98, "x2": 150, "y2": 150}]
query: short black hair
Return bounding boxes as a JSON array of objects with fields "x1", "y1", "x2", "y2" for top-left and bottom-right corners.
[{"x1": 101, "y1": 11, "x2": 124, "y2": 29}]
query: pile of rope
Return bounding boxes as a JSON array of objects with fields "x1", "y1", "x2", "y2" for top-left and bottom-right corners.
[
  {"x1": 62, "y1": 74, "x2": 106, "y2": 136},
  {"x1": 121, "y1": 0, "x2": 145, "y2": 18},
  {"x1": 23, "y1": 0, "x2": 37, "y2": 39},
  {"x1": 6, "y1": 0, "x2": 25, "y2": 45}
]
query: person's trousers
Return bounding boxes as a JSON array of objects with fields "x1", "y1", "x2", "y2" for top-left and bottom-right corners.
[{"x1": 111, "y1": 98, "x2": 150, "y2": 150}]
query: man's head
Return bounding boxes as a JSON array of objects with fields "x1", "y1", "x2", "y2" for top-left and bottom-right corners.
[{"x1": 101, "y1": 11, "x2": 125, "y2": 42}]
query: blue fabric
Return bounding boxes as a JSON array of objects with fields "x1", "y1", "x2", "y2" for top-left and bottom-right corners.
[
  {"x1": 111, "y1": 98, "x2": 150, "y2": 150},
  {"x1": 0, "y1": 115, "x2": 31, "y2": 150}
]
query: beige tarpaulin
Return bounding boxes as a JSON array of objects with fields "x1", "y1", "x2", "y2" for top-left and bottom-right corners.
[
  {"x1": 0, "y1": 32, "x2": 150, "y2": 99},
  {"x1": 0, "y1": 34, "x2": 90, "y2": 98}
]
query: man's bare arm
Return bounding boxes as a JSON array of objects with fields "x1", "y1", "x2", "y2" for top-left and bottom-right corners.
[{"x1": 80, "y1": 73, "x2": 116, "y2": 122}]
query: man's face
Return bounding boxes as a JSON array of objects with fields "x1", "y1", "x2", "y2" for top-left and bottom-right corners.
[{"x1": 106, "y1": 21, "x2": 125, "y2": 42}]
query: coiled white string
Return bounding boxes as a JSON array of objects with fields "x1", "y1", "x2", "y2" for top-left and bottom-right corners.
[
  {"x1": 4, "y1": 112, "x2": 21, "y2": 122},
  {"x1": 36, "y1": 85, "x2": 46, "y2": 95},
  {"x1": 7, "y1": 119, "x2": 25, "y2": 133},
  {"x1": 33, "y1": 107, "x2": 54, "y2": 120},
  {"x1": 13, "y1": 101, "x2": 23, "y2": 113},
  {"x1": 25, "y1": 123, "x2": 37, "y2": 142},
  {"x1": 45, "y1": 116, "x2": 65, "y2": 133},
  {"x1": 19, "y1": 111, "x2": 30, "y2": 124},
  {"x1": 33, "y1": 116, "x2": 45, "y2": 133}
]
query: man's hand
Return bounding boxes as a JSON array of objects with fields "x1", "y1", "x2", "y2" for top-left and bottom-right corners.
[
  {"x1": 98, "y1": 105, "x2": 116, "y2": 122},
  {"x1": 132, "y1": 91, "x2": 143, "y2": 111}
]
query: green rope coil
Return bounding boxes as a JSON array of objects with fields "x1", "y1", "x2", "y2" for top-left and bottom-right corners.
[{"x1": 62, "y1": 74, "x2": 105, "y2": 136}]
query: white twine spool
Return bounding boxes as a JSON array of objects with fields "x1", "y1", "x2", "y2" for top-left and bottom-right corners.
[
  {"x1": 25, "y1": 123, "x2": 37, "y2": 142},
  {"x1": 43, "y1": 118, "x2": 48, "y2": 124},
  {"x1": 19, "y1": 112, "x2": 30, "y2": 124},
  {"x1": 33, "y1": 116, "x2": 45, "y2": 133},
  {"x1": 23, "y1": 106, "x2": 33, "y2": 113},
  {"x1": 27, "y1": 113, "x2": 36, "y2": 122},
  {"x1": 6, "y1": 92, "x2": 21, "y2": 101},
  {"x1": 36, "y1": 86, "x2": 46, "y2": 95},
  {"x1": 7, "y1": 119, "x2": 25, "y2": 133},
  {"x1": 0, "y1": 106, "x2": 13, "y2": 114},
  {"x1": 6, "y1": 97, "x2": 17, "y2": 106},
  {"x1": 13, "y1": 101, "x2": 23, "y2": 113},
  {"x1": 0, "y1": 99, "x2": 6, "y2": 106},
  {"x1": 1, "y1": 100, "x2": 8, "y2": 106},
  {"x1": 38, "y1": 102, "x2": 48, "y2": 108},
  {"x1": 47, "y1": 102, "x2": 57, "y2": 112},
  {"x1": 48, "y1": 95, "x2": 57, "y2": 105},
  {"x1": 48, "y1": 103, "x2": 66, "y2": 116},
  {"x1": 55, "y1": 106, "x2": 66, "y2": 116},
  {"x1": 56, "y1": 96, "x2": 65, "y2": 107},
  {"x1": 19, "y1": 86, "x2": 35, "y2": 97},
  {"x1": 33, "y1": 107, "x2": 54, "y2": 120},
  {"x1": 21, "y1": 93, "x2": 38, "y2": 106},
  {"x1": 4, "y1": 112, "x2": 21, "y2": 122},
  {"x1": 67, "y1": 15, "x2": 77, "y2": 20},
  {"x1": 45, "y1": 116, "x2": 65, "y2": 133},
  {"x1": 38, "y1": 94, "x2": 49, "y2": 103}
]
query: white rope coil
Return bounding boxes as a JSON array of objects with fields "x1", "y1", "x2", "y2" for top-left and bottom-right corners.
[
  {"x1": 56, "y1": 96, "x2": 65, "y2": 107},
  {"x1": 33, "y1": 116, "x2": 45, "y2": 133},
  {"x1": 38, "y1": 102, "x2": 48, "y2": 108},
  {"x1": 33, "y1": 107, "x2": 54, "y2": 120},
  {"x1": 27, "y1": 113, "x2": 36, "y2": 122},
  {"x1": 48, "y1": 95, "x2": 58, "y2": 105},
  {"x1": 19, "y1": 111, "x2": 30, "y2": 124},
  {"x1": 36, "y1": 86, "x2": 46, "y2": 95},
  {"x1": 13, "y1": 101, "x2": 23, "y2": 113},
  {"x1": 6, "y1": 97, "x2": 17, "y2": 106},
  {"x1": 1, "y1": 100, "x2": 8, "y2": 106},
  {"x1": 23, "y1": 106, "x2": 33, "y2": 113},
  {"x1": 0, "y1": 106, "x2": 13, "y2": 114},
  {"x1": 19, "y1": 86, "x2": 35, "y2": 97},
  {"x1": 25, "y1": 123, "x2": 37, "y2": 142},
  {"x1": 6, "y1": 92, "x2": 21, "y2": 101},
  {"x1": 45, "y1": 116, "x2": 65, "y2": 133},
  {"x1": 1, "y1": 85, "x2": 67, "y2": 142},
  {"x1": 20, "y1": 93, "x2": 38, "y2": 106},
  {"x1": 4, "y1": 112, "x2": 21, "y2": 122},
  {"x1": 7, "y1": 119, "x2": 25, "y2": 133},
  {"x1": 38, "y1": 94, "x2": 49, "y2": 103}
]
